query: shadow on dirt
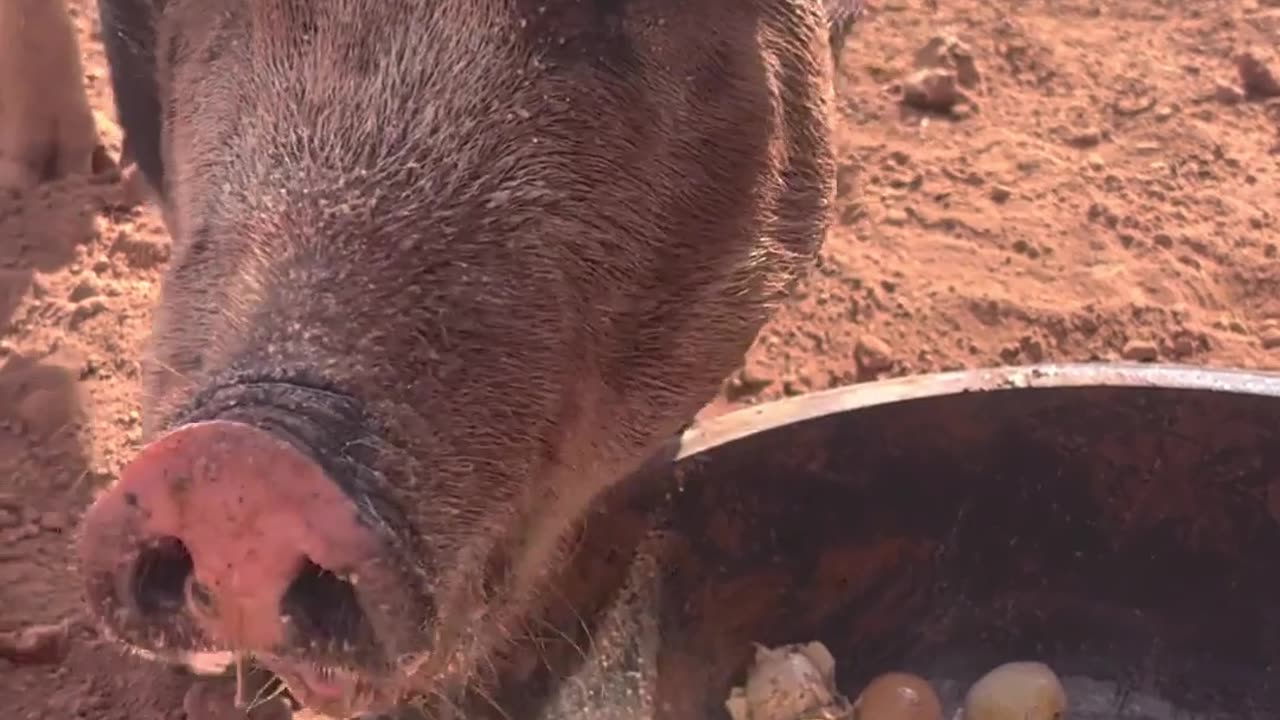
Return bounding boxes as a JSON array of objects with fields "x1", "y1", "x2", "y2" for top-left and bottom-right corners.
[
  {"x1": 1, "y1": 182, "x2": 98, "y2": 322},
  {"x1": 0, "y1": 179, "x2": 194, "y2": 719}
]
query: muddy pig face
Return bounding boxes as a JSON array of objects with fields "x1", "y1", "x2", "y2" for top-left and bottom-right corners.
[{"x1": 78, "y1": 0, "x2": 836, "y2": 716}]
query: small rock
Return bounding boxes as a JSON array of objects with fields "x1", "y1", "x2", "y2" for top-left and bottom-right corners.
[
  {"x1": 1236, "y1": 51, "x2": 1280, "y2": 99},
  {"x1": 902, "y1": 68, "x2": 962, "y2": 113},
  {"x1": 1260, "y1": 331, "x2": 1280, "y2": 350},
  {"x1": 1213, "y1": 82, "x2": 1245, "y2": 104},
  {"x1": 1068, "y1": 128, "x2": 1102, "y2": 149},
  {"x1": 1018, "y1": 335, "x2": 1045, "y2": 363},
  {"x1": 885, "y1": 208, "x2": 910, "y2": 226},
  {"x1": 913, "y1": 34, "x2": 982, "y2": 88},
  {"x1": 111, "y1": 231, "x2": 172, "y2": 270},
  {"x1": 69, "y1": 276, "x2": 101, "y2": 302},
  {"x1": 726, "y1": 366, "x2": 774, "y2": 401},
  {"x1": 119, "y1": 163, "x2": 152, "y2": 209},
  {"x1": 0, "y1": 507, "x2": 19, "y2": 529},
  {"x1": 1171, "y1": 335, "x2": 1197, "y2": 357},
  {"x1": 989, "y1": 185, "x2": 1013, "y2": 203},
  {"x1": 856, "y1": 334, "x2": 895, "y2": 376},
  {"x1": 0, "y1": 622, "x2": 71, "y2": 665},
  {"x1": 69, "y1": 299, "x2": 109, "y2": 329},
  {"x1": 1085, "y1": 154, "x2": 1106, "y2": 170},
  {"x1": 1012, "y1": 239, "x2": 1040, "y2": 259},
  {"x1": 1121, "y1": 340, "x2": 1159, "y2": 362}
]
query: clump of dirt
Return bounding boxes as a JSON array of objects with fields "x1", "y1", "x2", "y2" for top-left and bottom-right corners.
[{"x1": 2, "y1": 0, "x2": 1279, "y2": 718}]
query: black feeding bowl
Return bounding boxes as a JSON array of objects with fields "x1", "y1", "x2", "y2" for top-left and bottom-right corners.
[{"x1": 479, "y1": 364, "x2": 1280, "y2": 720}]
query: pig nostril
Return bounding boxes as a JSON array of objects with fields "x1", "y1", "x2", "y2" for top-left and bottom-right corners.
[
  {"x1": 131, "y1": 537, "x2": 194, "y2": 617},
  {"x1": 281, "y1": 558, "x2": 369, "y2": 649}
]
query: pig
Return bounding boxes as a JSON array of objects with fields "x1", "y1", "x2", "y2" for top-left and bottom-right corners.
[
  {"x1": 0, "y1": 0, "x2": 102, "y2": 189},
  {"x1": 71, "y1": 0, "x2": 860, "y2": 717}
]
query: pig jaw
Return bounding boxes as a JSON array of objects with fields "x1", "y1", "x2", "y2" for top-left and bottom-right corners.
[{"x1": 75, "y1": 386, "x2": 439, "y2": 718}]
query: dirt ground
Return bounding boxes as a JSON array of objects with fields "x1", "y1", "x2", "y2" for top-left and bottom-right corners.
[{"x1": 1, "y1": 0, "x2": 1278, "y2": 718}]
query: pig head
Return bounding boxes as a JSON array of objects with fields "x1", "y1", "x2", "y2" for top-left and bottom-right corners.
[{"x1": 77, "y1": 0, "x2": 846, "y2": 716}]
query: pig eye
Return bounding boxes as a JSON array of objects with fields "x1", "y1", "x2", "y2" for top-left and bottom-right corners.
[{"x1": 132, "y1": 537, "x2": 195, "y2": 617}]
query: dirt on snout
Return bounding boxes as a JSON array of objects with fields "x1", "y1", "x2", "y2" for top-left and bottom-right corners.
[{"x1": 2, "y1": 0, "x2": 1279, "y2": 718}]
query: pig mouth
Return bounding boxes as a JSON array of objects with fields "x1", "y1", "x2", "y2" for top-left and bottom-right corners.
[
  {"x1": 76, "y1": 418, "x2": 435, "y2": 718},
  {"x1": 260, "y1": 658, "x2": 395, "y2": 718}
]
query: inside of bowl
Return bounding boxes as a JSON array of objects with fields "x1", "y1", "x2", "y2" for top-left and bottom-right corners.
[{"x1": 477, "y1": 382, "x2": 1280, "y2": 720}]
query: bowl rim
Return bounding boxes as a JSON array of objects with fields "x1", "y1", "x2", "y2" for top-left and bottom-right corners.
[{"x1": 678, "y1": 362, "x2": 1280, "y2": 460}]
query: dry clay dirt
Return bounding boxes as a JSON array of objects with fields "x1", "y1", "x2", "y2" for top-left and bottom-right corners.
[{"x1": 2, "y1": 1, "x2": 1279, "y2": 718}]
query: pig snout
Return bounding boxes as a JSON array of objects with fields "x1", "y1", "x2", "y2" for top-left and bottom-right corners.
[{"x1": 77, "y1": 420, "x2": 424, "y2": 716}]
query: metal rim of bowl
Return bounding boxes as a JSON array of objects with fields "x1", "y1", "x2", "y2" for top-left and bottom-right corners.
[{"x1": 678, "y1": 362, "x2": 1280, "y2": 460}]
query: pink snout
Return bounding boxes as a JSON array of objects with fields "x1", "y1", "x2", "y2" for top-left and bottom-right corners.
[{"x1": 76, "y1": 420, "x2": 416, "y2": 668}]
